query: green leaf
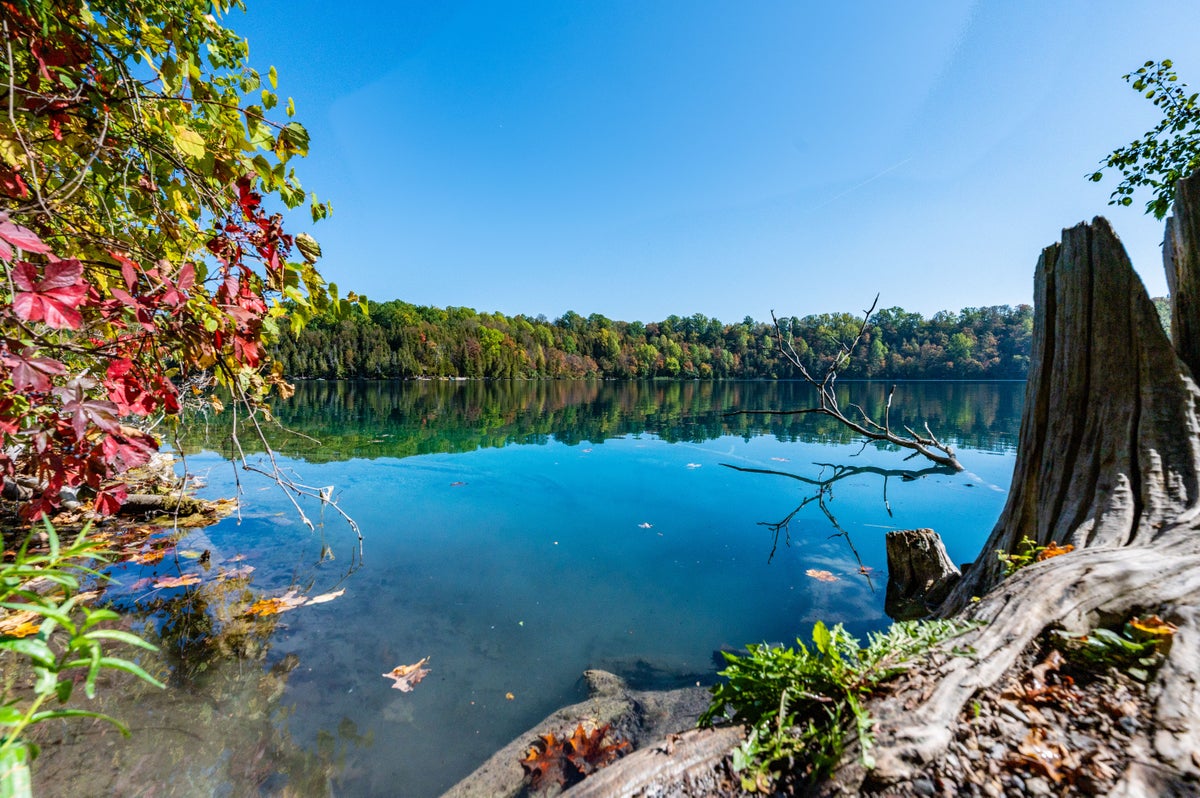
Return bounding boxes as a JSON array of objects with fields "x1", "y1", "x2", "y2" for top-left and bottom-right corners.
[
  {"x1": 0, "y1": 638, "x2": 55, "y2": 667},
  {"x1": 268, "y1": 65, "x2": 278, "y2": 89},
  {"x1": 0, "y1": 705, "x2": 24, "y2": 725},
  {"x1": 29, "y1": 709, "x2": 130, "y2": 736},
  {"x1": 83, "y1": 630, "x2": 158, "y2": 652},
  {"x1": 813, "y1": 621, "x2": 831, "y2": 656}
]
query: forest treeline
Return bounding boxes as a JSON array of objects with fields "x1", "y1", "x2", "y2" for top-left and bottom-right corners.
[{"x1": 273, "y1": 300, "x2": 1040, "y2": 380}]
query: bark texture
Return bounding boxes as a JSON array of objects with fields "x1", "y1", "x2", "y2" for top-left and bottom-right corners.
[
  {"x1": 944, "y1": 212, "x2": 1200, "y2": 609},
  {"x1": 884, "y1": 528, "x2": 960, "y2": 621}
]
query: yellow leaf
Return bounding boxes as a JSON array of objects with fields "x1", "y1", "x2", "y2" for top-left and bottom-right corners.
[{"x1": 173, "y1": 127, "x2": 206, "y2": 159}]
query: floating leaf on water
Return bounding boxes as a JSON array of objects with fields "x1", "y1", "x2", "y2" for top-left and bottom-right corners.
[
  {"x1": 506, "y1": 692, "x2": 515, "y2": 700},
  {"x1": 637, "y1": 522, "x2": 653, "y2": 529},
  {"x1": 450, "y1": 481, "x2": 467, "y2": 487},
  {"x1": 130, "y1": 549, "x2": 169, "y2": 565},
  {"x1": 305, "y1": 588, "x2": 345, "y2": 605},
  {"x1": 383, "y1": 657, "x2": 430, "y2": 692},
  {"x1": 179, "y1": 549, "x2": 202, "y2": 559},
  {"x1": 805, "y1": 569, "x2": 839, "y2": 583},
  {"x1": 245, "y1": 590, "x2": 306, "y2": 616},
  {"x1": 217, "y1": 565, "x2": 255, "y2": 581},
  {"x1": 685, "y1": 463, "x2": 702, "y2": 469},
  {"x1": 153, "y1": 574, "x2": 201, "y2": 589}
]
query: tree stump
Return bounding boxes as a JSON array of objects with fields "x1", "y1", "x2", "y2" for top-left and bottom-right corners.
[{"x1": 883, "y1": 528, "x2": 960, "y2": 620}]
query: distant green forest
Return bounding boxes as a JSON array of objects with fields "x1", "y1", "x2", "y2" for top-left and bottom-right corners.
[{"x1": 274, "y1": 300, "x2": 1040, "y2": 380}]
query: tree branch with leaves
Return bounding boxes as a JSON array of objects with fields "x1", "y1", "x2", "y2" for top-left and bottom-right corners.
[{"x1": 0, "y1": 0, "x2": 363, "y2": 523}]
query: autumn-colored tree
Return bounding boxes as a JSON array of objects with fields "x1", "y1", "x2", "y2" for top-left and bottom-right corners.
[{"x1": 0, "y1": 0, "x2": 360, "y2": 518}]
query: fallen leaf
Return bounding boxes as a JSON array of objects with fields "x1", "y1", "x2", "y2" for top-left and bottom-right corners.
[
  {"x1": 0, "y1": 611, "x2": 41, "y2": 638},
  {"x1": 217, "y1": 565, "x2": 255, "y2": 581},
  {"x1": 244, "y1": 590, "x2": 306, "y2": 616},
  {"x1": 522, "y1": 733, "x2": 568, "y2": 790},
  {"x1": 564, "y1": 723, "x2": 631, "y2": 776},
  {"x1": 383, "y1": 657, "x2": 430, "y2": 692},
  {"x1": 305, "y1": 588, "x2": 345, "y2": 605},
  {"x1": 130, "y1": 549, "x2": 169, "y2": 565},
  {"x1": 153, "y1": 574, "x2": 200, "y2": 589},
  {"x1": 506, "y1": 692, "x2": 515, "y2": 700},
  {"x1": 179, "y1": 549, "x2": 202, "y2": 559},
  {"x1": 1129, "y1": 614, "x2": 1178, "y2": 653},
  {"x1": 806, "y1": 569, "x2": 839, "y2": 582},
  {"x1": 1037, "y1": 541, "x2": 1074, "y2": 561}
]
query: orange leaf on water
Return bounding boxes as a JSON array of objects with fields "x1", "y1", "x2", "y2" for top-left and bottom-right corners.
[
  {"x1": 806, "y1": 569, "x2": 839, "y2": 582},
  {"x1": 244, "y1": 590, "x2": 306, "y2": 617},
  {"x1": 383, "y1": 657, "x2": 430, "y2": 692},
  {"x1": 153, "y1": 574, "x2": 200, "y2": 589}
]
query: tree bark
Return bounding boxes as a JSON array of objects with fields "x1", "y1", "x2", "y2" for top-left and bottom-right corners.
[{"x1": 884, "y1": 528, "x2": 960, "y2": 621}]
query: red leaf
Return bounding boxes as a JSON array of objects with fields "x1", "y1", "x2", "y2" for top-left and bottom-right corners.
[
  {"x1": 93, "y1": 484, "x2": 128, "y2": 516},
  {"x1": 12, "y1": 259, "x2": 86, "y2": 329},
  {"x1": 3, "y1": 349, "x2": 65, "y2": 392},
  {"x1": 0, "y1": 215, "x2": 52, "y2": 262}
]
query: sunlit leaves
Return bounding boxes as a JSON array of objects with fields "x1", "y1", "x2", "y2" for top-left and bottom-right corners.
[{"x1": 1092, "y1": 59, "x2": 1200, "y2": 218}]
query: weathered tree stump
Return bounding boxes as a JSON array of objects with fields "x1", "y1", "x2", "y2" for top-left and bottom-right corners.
[{"x1": 884, "y1": 528, "x2": 960, "y2": 620}]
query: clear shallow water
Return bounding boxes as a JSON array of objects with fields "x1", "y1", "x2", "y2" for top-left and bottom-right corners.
[{"x1": 33, "y1": 380, "x2": 1022, "y2": 797}]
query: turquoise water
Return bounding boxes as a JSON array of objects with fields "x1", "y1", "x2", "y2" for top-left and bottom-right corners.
[{"x1": 37, "y1": 380, "x2": 1022, "y2": 797}]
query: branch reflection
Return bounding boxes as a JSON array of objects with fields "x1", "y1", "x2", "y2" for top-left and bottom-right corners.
[{"x1": 720, "y1": 461, "x2": 959, "y2": 589}]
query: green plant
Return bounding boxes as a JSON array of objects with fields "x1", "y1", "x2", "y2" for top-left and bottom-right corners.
[
  {"x1": 700, "y1": 619, "x2": 978, "y2": 792},
  {"x1": 1050, "y1": 618, "x2": 1171, "y2": 682},
  {"x1": 0, "y1": 521, "x2": 163, "y2": 796},
  {"x1": 996, "y1": 536, "x2": 1044, "y2": 577},
  {"x1": 1090, "y1": 59, "x2": 1200, "y2": 219}
]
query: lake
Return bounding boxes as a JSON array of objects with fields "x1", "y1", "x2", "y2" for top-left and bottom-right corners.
[{"x1": 31, "y1": 380, "x2": 1022, "y2": 797}]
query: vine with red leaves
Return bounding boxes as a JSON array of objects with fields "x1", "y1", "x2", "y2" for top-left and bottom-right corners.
[{"x1": 0, "y1": 1, "x2": 361, "y2": 525}]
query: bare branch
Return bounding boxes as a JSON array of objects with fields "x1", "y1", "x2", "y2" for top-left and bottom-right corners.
[{"x1": 745, "y1": 297, "x2": 964, "y2": 470}]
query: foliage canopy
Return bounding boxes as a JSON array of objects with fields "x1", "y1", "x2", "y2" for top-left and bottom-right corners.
[{"x1": 0, "y1": 0, "x2": 355, "y2": 516}]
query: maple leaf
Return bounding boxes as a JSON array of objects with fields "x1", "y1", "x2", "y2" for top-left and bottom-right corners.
[
  {"x1": 382, "y1": 657, "x2": 430, "y2": 692},
  {"x1": 12, "y1": 259, "x2": 87, "y2": 329},
  {"x1": 806, "y1": 568, "x2": 839, "y2": 582},
  {"x1": 153, "y1": 574, "x2": 201, "y2": 589}
]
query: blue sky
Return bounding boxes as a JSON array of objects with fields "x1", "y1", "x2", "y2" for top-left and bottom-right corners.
[{"x1": 233, "y1": 1, "x2": 1200, "y2": 323}]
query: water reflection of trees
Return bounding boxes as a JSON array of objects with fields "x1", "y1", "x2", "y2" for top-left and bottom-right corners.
[{"x1": 178, "y1": 380, "x2": 1024, "y2": 463}]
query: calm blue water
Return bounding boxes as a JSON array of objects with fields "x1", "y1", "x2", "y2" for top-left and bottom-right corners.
[{"x1": 37, "y1": 380, "x2": 1022, "y2": 797}]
